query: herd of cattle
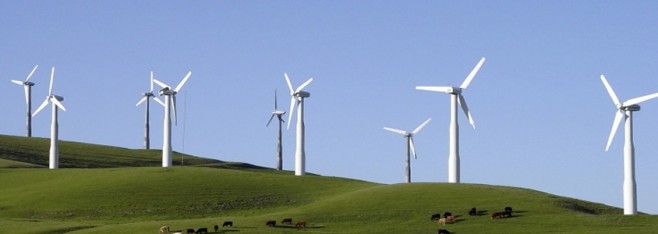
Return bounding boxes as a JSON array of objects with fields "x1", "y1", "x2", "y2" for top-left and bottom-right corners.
[
  {"x1": 433, "y1": 206, "x2": 515, "y2": 234},
  {"x1": 158, "y1": 218, "x2": 307, "y2": 234}
]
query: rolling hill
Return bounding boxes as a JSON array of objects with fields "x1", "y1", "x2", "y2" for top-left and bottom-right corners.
[{"x1": 0, "y1": 134, "x2": 657, "y2": 233}]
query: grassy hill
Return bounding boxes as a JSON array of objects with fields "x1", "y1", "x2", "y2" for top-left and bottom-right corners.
[{"x1": 1, "y1": 135, "x2": 657, "y2": 233}]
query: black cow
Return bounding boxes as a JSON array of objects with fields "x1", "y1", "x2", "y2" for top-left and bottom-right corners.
[
  {"x1": 504, "y1": 207, "x2": 513, "y2": 217},
  {"x1": 266, "y1": 220, "x2": 276, "y2": 227},
  {"x1": 430, "y1": 213, "x2": 441, "y2": 220},
  {"x1": 223, "y1": 221, "x2": 233, "y2": 227},
  {"x1": 469, "y1": 207, "x2": 477, "y2": 216},
  {"x1": 282, "y1": 218, "x2": 293, "y2": 224},
  {"x1": 195, "y1": 227, "x2": 208, "y2": 234},
  {"x1": 438, "y1": 229, "x2": 451, "y2": 234},
  {"x1": 443, "y1": 212, "x2": 452, "y2": 218},
  {"x1": 214, "y1": 225, "x2": 218, "y2": 232},
  {"x1": 186, "y1": 229, "x2": 195, "y2": 234}
]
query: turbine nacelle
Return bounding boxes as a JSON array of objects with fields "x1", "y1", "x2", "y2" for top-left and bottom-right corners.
[
  {"x1": 621, "y1": 105, "x2": 640, "y2": 112},
  {"x1": 52, "y1": 95, "x2": 64, "y2": 102},
  {"x1": 294, "y1": 91, "x2": 311, "y2": 98},
  {"x1": 159, "y1": 88, "x2": 176, "y2": 96},
  {"x1": 143, "y1": 92, "x2": 155, "y2": 97}
]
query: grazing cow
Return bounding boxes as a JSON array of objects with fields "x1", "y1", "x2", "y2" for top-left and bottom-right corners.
[
  {"x1": 160, "y1": 226, "x2": 170, "y2": 233},
  {"x1": 468, "y1": 207, "x2": 477, "y2": 216},
  {"x1": 504, "y1": 207, "x2": 513, "y2": 217},
  {"x1": 172, "y1": 232, "x2": 182, "y2": 234},
  {"x1": 195, "y1": 227, "x2": 208, "y2": 234},
  {"x1": 438, "y1": 229, "x2": 451, "y2": 234},
  {"x1": 223, "y1": 221, "x2": 233, "y2": 227},
  {"x1": 437, "y1": 217, "x2": 447, "y2": 226},
  {"x1": 295, "y1": 221, "x2": 306, "y2": 228},
  {"x1": 266, "y1": 220, "x2": 276, "y2": 227},
  {"x1": 214, "y1": 225, "x2": 218, "y2": 232},
  {"x1": 430, "y1": 213, "x2": 441, "y2": 220},
  {"x1": 443, "y1": 212, "x2": 452, "y2": 218},
  {"x1": 186, "y1": 229, "x2": 195, "y2": 234},
  {"x1": 445, "y1": 215, "x2": 455, "y2": 223},
  {"x1": 282, "y1": 218, "x2": 293, "y2": 225},
  {"x1": 491, "y1": 212, "x2": 505, "y2": 219}
]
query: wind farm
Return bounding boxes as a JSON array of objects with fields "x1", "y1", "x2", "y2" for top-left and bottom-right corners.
[{"x1": 2, "y1": 1, "x2": 658, "y2": 233}]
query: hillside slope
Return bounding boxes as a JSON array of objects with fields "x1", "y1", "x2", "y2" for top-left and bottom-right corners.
[{"x1": 0, "y1": 134, "x2": 657, "y2": 233}]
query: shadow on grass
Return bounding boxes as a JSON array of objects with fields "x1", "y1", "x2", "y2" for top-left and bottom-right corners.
[{"x1": 269, "y1": 225, "x2": 326, "y2": 229}]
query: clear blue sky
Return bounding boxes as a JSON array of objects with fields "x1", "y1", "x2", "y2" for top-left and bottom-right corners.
[{"x1": 2, "y1": 1, "x2": 658, "y2": 214}]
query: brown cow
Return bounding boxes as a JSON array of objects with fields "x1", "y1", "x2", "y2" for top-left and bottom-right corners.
[
  {"x1": 159, "y1": 226, "x2": 170, "y2": 233},
  {"x1": 491, "y1": 212, "x2": 505, "y2": 219},
  {"x1": 295, "y1": 221, "x2": 306, "y2": 228},
  {"x1": 282, "y1": 218, "x2": 293, "y2": 225},
  {"x1": 437, "y1": 217, "x2": 447, "y2": 225},
  {"x1": 266, "y1": 220, "x2": 276, "y2": 227}
]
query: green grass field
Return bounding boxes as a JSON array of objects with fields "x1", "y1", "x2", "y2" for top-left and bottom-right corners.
[{"x1": 1, "y1": 134, "x2": 656, "y2": 233}]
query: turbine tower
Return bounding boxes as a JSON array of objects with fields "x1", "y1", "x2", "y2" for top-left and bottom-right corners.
[
  {"x1": 136, "y1": 71, "x2": 164, "y2": 149},
  {"x1": 267, "y1": 90, "x2": 286, "y2": 171},
  {"x1": 153, "y1": 71, "x2": 191, "y2": 167},
  {"x1": 10, "y1": 65, "x2": 39, "y2": 137},
  {"x1": 416, "y1": 57, "x2": 485, "y2": 183},
  {"x1": 285, "y1": 73, "x2": 313, "y2": 176},
  {"x1": 384, "y1": 118, "x2": 431, "y2": 183},
  {"x1": 600, "y1": 74, "x2": 658, "y2": 215},
  {"x1": 32, "y1": 67, "x2": 66, "y2": 169}
]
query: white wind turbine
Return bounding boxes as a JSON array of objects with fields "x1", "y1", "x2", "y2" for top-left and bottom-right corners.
[
  {"x1": 285, "y1": 73, "x2": 313, "y2": 176},
  {"x1": 32, "y1": 67, "x2": 66, "y2": 169},
  {"x1": 384, "y1": 118, "x2": 432, "y2": 183},
  {"x1": 267, "y1": 90, "x2": 286, "y2": 171},
  {"x1": 10, "y1": 65, "x2": 39, "y2": 137},
  {"x1": 416, "y1": 57, "x2": 485, "y2": 183},
  {"x1": 600, "y1": 74, "x2": 658, "y2": 215},
  {"x1": 136, "y1": 71, "x2": 165, "y2": 150},
  {"x1": 153, "y1": 71, "x2": 191, "y2": 167}
]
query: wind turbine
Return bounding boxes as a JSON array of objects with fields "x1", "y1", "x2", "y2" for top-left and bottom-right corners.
[
  {"x1": 416, "y1": 57, "x2": 485, "y2": 183},
  {"x1": 32, "y1": 67, "x2": 66, "y2": 169},
  {"x1": 136, "y1": 71, "x2": 165, "y2": 149},
  {"x1": 600, "y1": 74, "x2": 658, "y2": 215},
  {"x1": 153, "y1": 71, "x2": 191, "y2": 167},
  {"x1": 10, "y1": 65, "x2": 39, "y2": 137},
  {"x1": 384, "y1": 118, "x2": 431, "y2": 183},
  {"x1": 285, "y1": 73, "x2": 313, "y2": 176},
  {"x1": 267, "y1": 90, "x2": 286, "y2": 171}
]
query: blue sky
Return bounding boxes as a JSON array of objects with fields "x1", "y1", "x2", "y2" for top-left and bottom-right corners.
[{"x1": 2, "y1": 1, "x2": 658, "y2": 214}]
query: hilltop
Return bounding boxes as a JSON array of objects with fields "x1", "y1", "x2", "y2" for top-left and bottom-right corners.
[{"x1": 0, "y1": 134, "x2": 657, "y2": 233}]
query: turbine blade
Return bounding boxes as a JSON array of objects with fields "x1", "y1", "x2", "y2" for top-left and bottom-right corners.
[
  {"x1": 460, "y1": 57, "x2": 486, "y2": 89},
  {"x1": 412, "y1": 118, "x2": 432, "y2": 134},
  {"x1": 287, "y1": 96, "x2": 296, "y2": 129},
  {"x1": 267, "y1": 114, "x2": 276, "y2": 127},
  {"x1": 23, "y1": 86, "x2": 30, "y2": 105},
  {"x1": 416, "y1": 86, "x2": 453, "y2": 93},
  {"x1": 52, "y1": 98, "x2": 66, "y2": 111},
  {"x1": 25, "y1": 65, "x2": 38, "y2": 82},
  {"x1": 172, "y1": 95, "x2": 178, "y2": 126},
  {"x1": 285, "y1": 73, "x2": 294, "y2": 94},
  {"x1": 153, "y1": 96, "x2": 165, "y2": 107},
  {"x1": 11, "y1": 80, "x2": 24, "y2": 85},
  {"x1": 295, "y1": 77, "x2": 313, "y2": 92},
  {"x1": 136, "y1": 96, "x2": 148, "y2": 106},
  {"x1": 605, "y1": 111, "x2": 624, "y2": 152},
  {"x1": 410, "y1": 137, "x2": 418, "y2": 159},
  {"x1": 458, "y1": 94, "x2": 476, "y2": 129},
  {"x1": 150, "y1": 71, "x2": 154, "y2": 92},
  {"x1": 174, "y1": 71, "x2": 192, "y2": 92},
  {"x1": 33, "y1": 98, "x2": 49, "y2": 117},
  {"x1": 274, "y1": 89, "x2": 278, "y2": 109},
  {"x1": 600, "y1": 75, "x2": 621, "y2": 106},
  {"x1": 153, "y1": 79, "x2": 169, "y2": 89},
  {"x1": 49, "y1": 67, "x2": 55, "y2": 95},
  {"x1": 383, "y1": 127, "x2": 408, "y2": 135},
  {"x1": 624, "y1": 92, "x2": 658, "y2": 106}
]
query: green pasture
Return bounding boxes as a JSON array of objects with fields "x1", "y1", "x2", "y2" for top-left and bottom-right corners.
[{"x1": 0, "y1": 135, "x2": 656, "y2": 233}]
